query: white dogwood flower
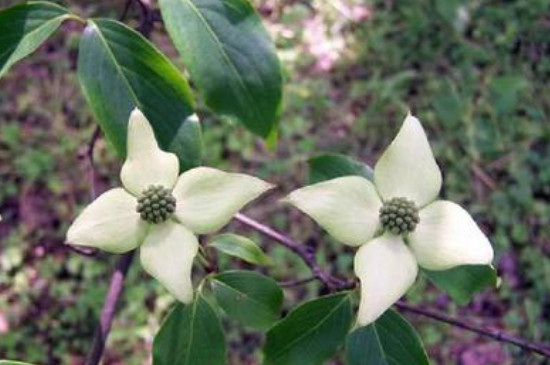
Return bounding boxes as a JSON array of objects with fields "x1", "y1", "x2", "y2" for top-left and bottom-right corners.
[
  {"x1": 66, "y1": 108, "x2": 273, "y2": 304},
  {"x1": 285, "y1": 113, "x2": 493, "y2": 326}
]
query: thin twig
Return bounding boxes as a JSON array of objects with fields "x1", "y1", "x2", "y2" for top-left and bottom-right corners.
[
  {"x1": 279, "y1": 276, "x2": 317, "y2": 288},
  {"x1": 396, "y1": 301, "x2": 550, "y2": 358},
  {"x1": 86, "y1": 126, "x2": 101, "y2": 200},
  {"x1": 67, "y1": 125, "x2": 101, "y2": 257},
  {"x1": 119, "y1": 0, "x2": 133, "y2": 21},
  {"x1": 86, "y1": 252, "x2": 135, "y2": 365},
  {"x1": 472, "y1": 163, "x2": 497, "y2": 190},
  {"x1": 236, "y1": 213, "x2": 550, "y2": 359},
  {"x1": 67, "y1": 245, "x2": 97, "y2": 257},
  {"x1": 234, "y1": 213, "x2": 351, "y2": 290},
  {"x1": 135, "y1": 0, "x2": 154, "y2": 36}
]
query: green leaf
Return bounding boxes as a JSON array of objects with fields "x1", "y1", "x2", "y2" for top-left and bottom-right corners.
[
  {"x1": 263, "y1": 293, "x2": 352, "y2": 365},
  {"x1": 0, "y1": 1, "x2": 72, "y2": 79},
  {"x1": 346, "y1": 309, "x2": 430, "y2": 365},
  {"x1": 212, "y1": 270, "x2": 283, "y2": 329},
  {"x1": 433, "y1": 79, "x2": 463, "y2": 128},
  {"x1": 0, "y1": 361, "x2": 40, "y2": 365},
  {"x1": 423, "y1": 265, "x2": 498, "y2": 305},
  {"x1": 159, "y1": 0, "x2": 283, "y2": 138},
  {"x1": 153, "y1": 293, "x2": 226, "y2": 365},
  {"x1": 434, "y1": 0, "x2": 462, "y2": 24},
  {"x1": 489, "y1": 75, "x2": 528, "y2": 115},
  {"x1": 209, "y1": 233, "x2": 271, "y2": 266},
  {"x1": 78, "y1": 19, "x2": 201, "y2": 171},
  {"x1": 308, "y1": 154, "x2": 374, "y2": 184}
]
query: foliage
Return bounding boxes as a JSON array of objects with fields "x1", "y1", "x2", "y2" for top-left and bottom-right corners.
[
  {"x1": 208, "y1": 233, "x2": 271, "y2": 266},
  {"x1": 211, "y1": 270, "x2": 283, "y2": 329},
  {"x1": 0, "y1": 1, "x2": 73, "y2": 78},
  {"x1": 153, "y1": 292, "x2": 226, "y2": 365},
  {"x1": 77, "y1": 18, "x2": 200, "y2": 169},
  {"x1": 346, "y1": 309, "x2": 430, "y2": 365},
  {"x1": 263, "y1": 293, "x2": 353, "y2": 365},
  {"x1": 159, "y1": 0, "x2": 283, "y2": 139},
  {"x1": 1, "y1": 0, "x2": 550, "y2": 364}
]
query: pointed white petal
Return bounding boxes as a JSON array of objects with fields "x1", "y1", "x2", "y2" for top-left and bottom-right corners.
[
  {"x1": 173, "y1": 167, "x2": 273, "y2": 234},
  {"x1": 120, "y1": 108, "x2": 179, "y2": 196},
  {"x1": 374, "y1": 113, "x2": 442, "y2": 207},
  {"x1": 409, "y1": 200, "x2": 494, "y2": 270},
  {"x1": 67, "y1": 188, "x2": 147, "y2": 253},
  {"x1": 285, "y1": 176, "x2": 381, "y2": 247},
  {"x1": 140, "y1": 222, "x2": 198, "y2": 304},
  {"x1": 354, "y1": 234, "x2": 418, "y2": 326}
]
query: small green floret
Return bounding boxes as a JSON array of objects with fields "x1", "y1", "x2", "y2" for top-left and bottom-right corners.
[
  {"x1": 379, "y1": 197, "x2": 419, "y2": 235},
  {"x1": 137, "y1": 185, "x2": 176, "y2": 224}
]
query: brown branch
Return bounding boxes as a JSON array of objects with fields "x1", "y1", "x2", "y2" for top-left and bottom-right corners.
[
  {"x1": 279, "y1": 276, "x2": 317, "y2": 288},
  {"x1": 396, "y1": 301, "x2": 550, "y2": 358},
  {"x1": 234, "y1": 213, "x2": 352, "y2": 290},
  {"x1": 472, "y1": 163, "x2": 497, "y2": 191},
  {"x1": 67, "y1": 245, "x2": 97, "y2": 257},
  {"x1": 235, "y1": 213, "x2": 550, "y2": 359},
  {"x1": 86, "y1": 126, "x2": 101, "y2": 201},
  {"x1": 119, "y1": 0, "x2": 133, "y2": 21},
  {"x1": 67, "y1": 126, "x2": 102, "y2": 257},
  {"x1": 86, "y1": 251, "x2": 135, "y2": 365}
]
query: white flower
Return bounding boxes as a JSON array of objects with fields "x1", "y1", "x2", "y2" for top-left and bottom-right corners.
[
  {"x1": 285, "y1": 113, "x2": 494, "y2": 326},
  {"x1": 66, "y1": 108, "x2": 273, "y2": 304}
]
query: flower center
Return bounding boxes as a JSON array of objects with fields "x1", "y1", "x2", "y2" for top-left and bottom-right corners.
[
  {"x1": 136, "y1": 185, "x2": 176, "y2": 224},
  {"x1": 379, "y1": 197, "x2": 419, "y2": 235}
]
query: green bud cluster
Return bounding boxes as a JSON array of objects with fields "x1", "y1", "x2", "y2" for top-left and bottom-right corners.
[
  {"x1": 379, "y1": 197, "x2": 419, "y2": 235},
  {"x1": 136, "y1": 185, "x2": 176, "y2": 224}
]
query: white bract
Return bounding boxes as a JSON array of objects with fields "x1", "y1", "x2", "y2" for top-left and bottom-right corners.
[
  {"x1": 285, "y1": 113, "x2": 494, "y2": 326},
  {"x1": 66, "y1": 108, "x2": 273, "y2": 304}
]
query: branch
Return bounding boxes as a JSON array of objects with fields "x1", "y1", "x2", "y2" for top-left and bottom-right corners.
[
  {"x1": 278, "y1": 276, "x2": 317, "y2": 288},
  {"x1": 235, "y1": 213, "x2": 550, "y2": 359},
  {"x1": 234, "y1": 213, "x2": 352, "y2": 290},
  {"x1": 67, "y1": 245, "x2": 97, "y2": 257},
  {"x1": 86, "y1": 251, "x2": 135, "y2": 365},
  {"x1": 396, "y1": 301, "x2": 550, "y2": 358},
  {"x1": 119, "y1": 0, "x2": 133, "y2": 21},
  {"x1": 85, "y1": 125, "x2": 101, "y2": 200}
]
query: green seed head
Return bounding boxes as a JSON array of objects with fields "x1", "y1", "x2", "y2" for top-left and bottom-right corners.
[
  {"x1": 136, "y1": 185, "x2": 176, "y2": 224},
  {"x1": 379, "y1": 197, "x2": 419, "y2": 235}
]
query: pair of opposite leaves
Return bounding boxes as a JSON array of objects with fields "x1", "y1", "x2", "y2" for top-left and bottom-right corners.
[{"x1": 67, "y1": 108, "x2": 493, "y2": 326}]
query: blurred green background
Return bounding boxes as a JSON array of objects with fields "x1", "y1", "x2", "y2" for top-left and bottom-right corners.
[{"x1": 1, "y1": 0, "x2": 550, "y2": 364}]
